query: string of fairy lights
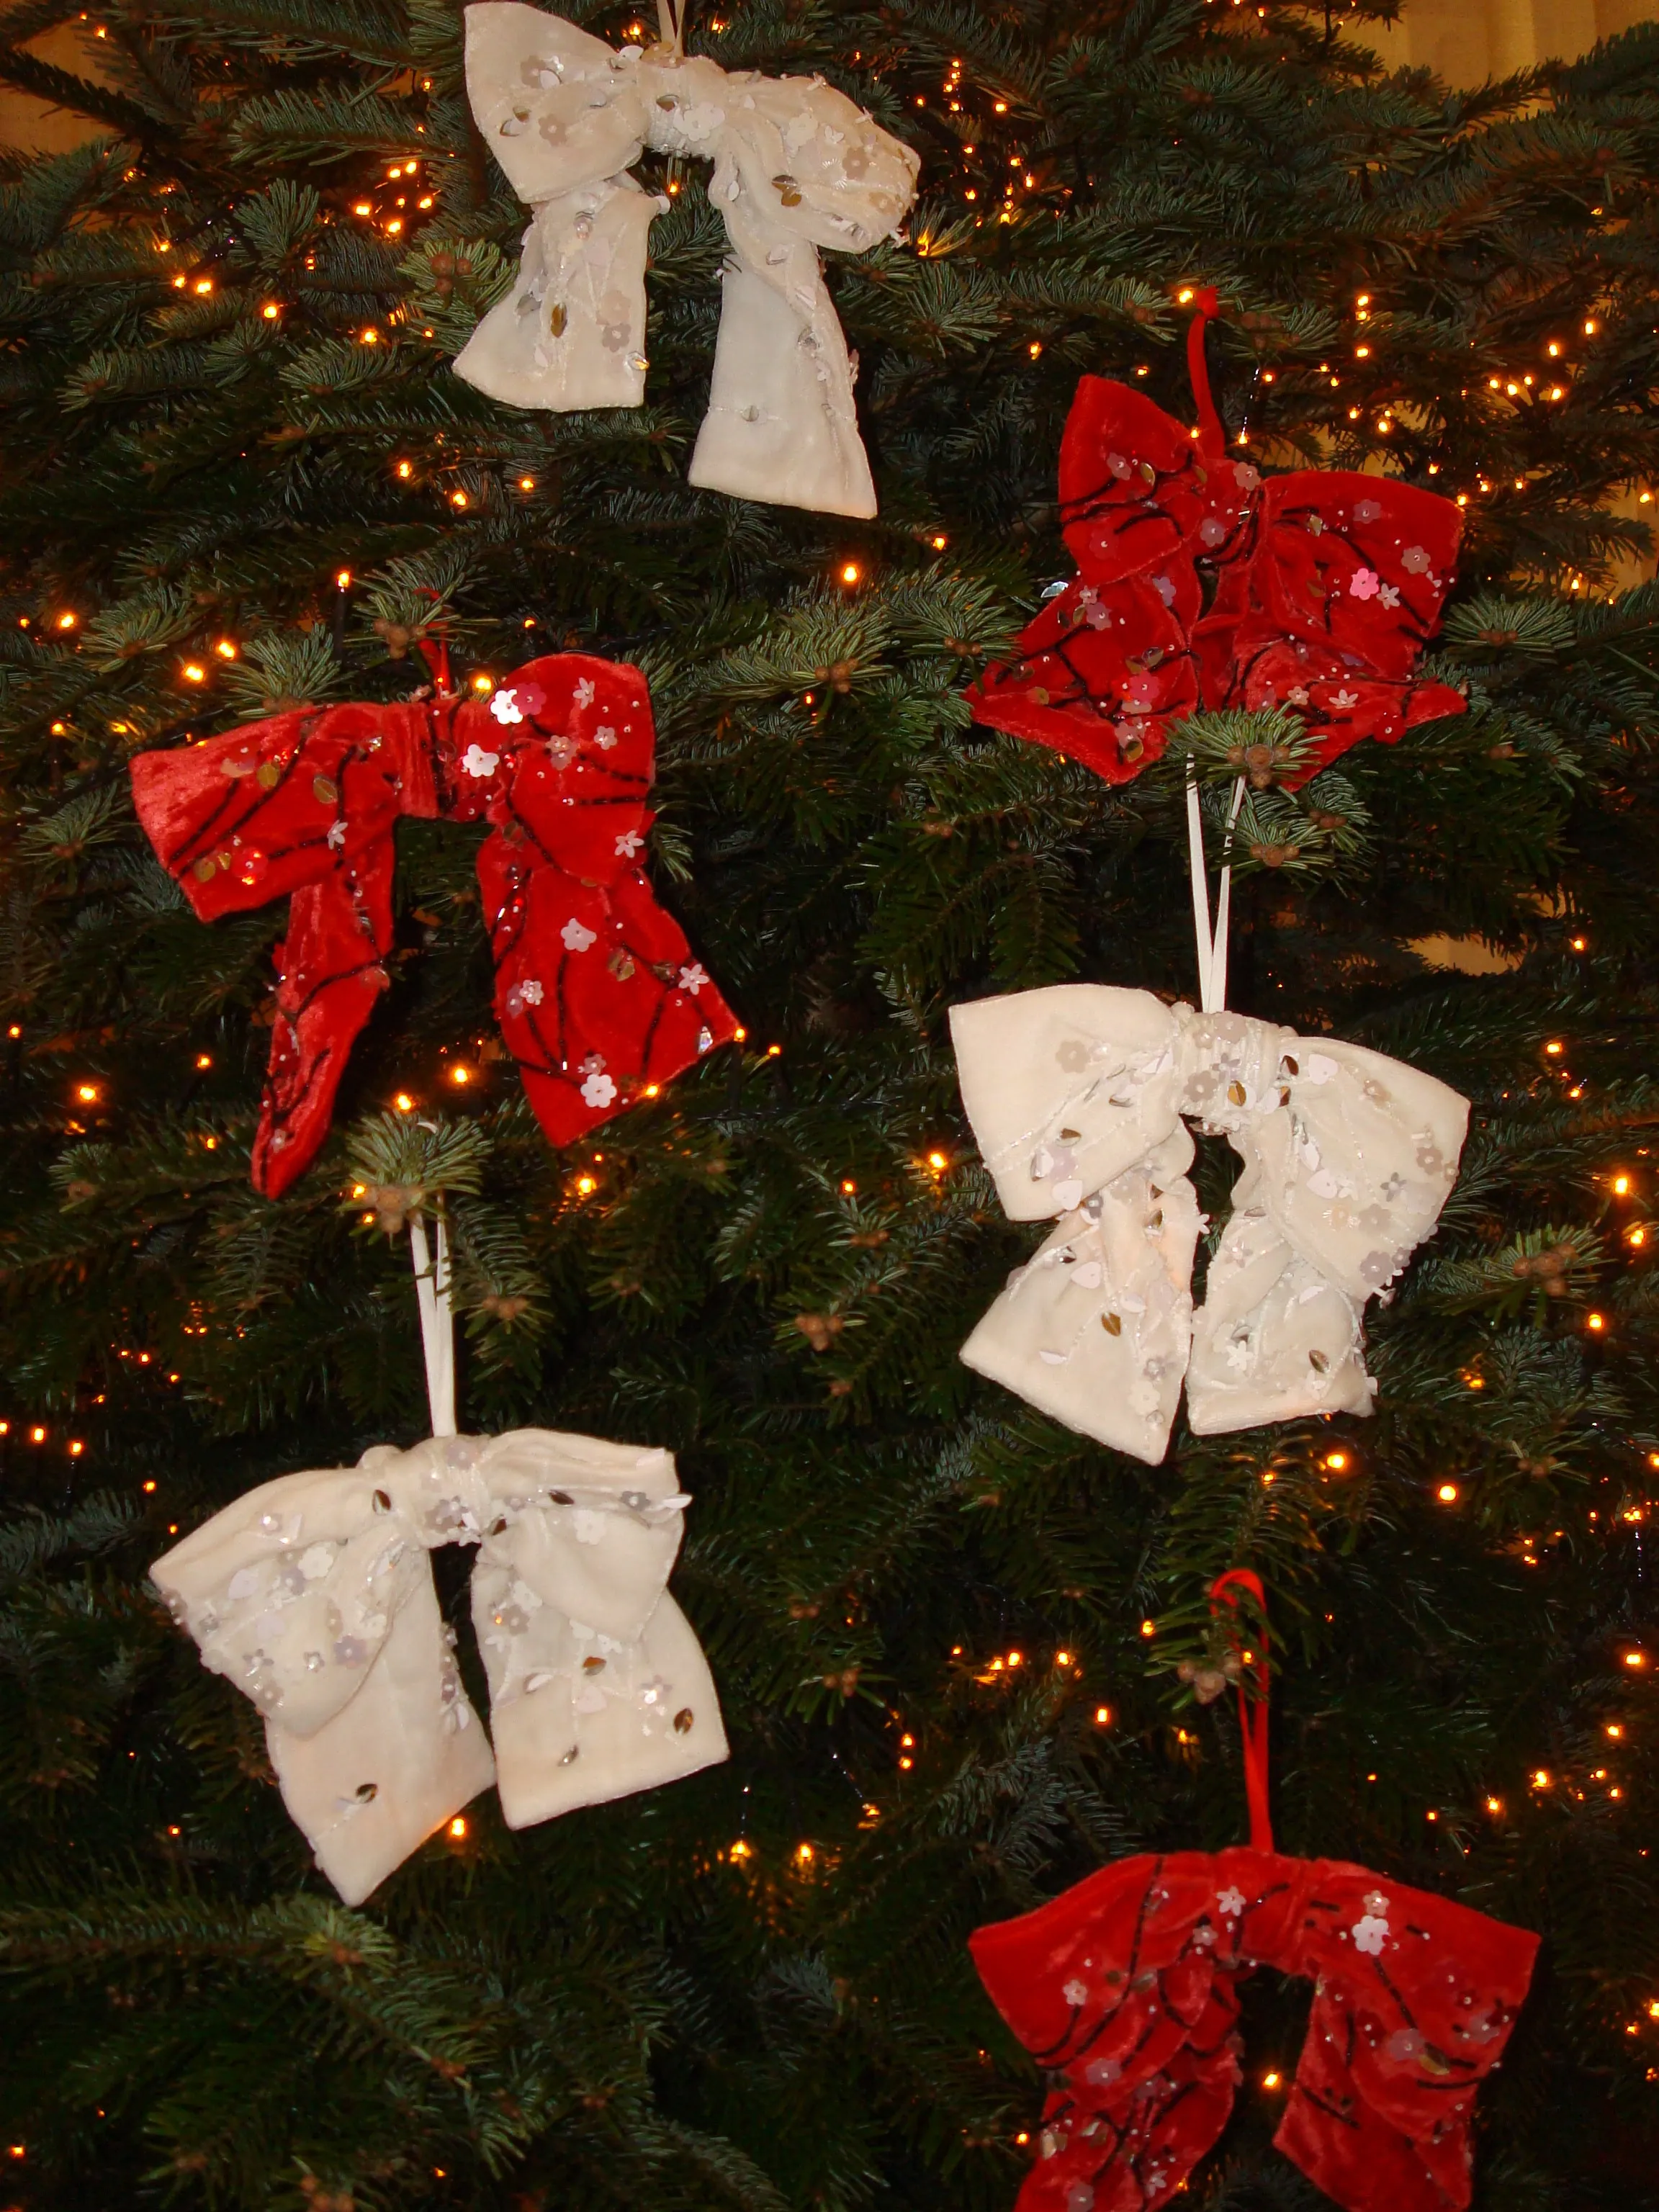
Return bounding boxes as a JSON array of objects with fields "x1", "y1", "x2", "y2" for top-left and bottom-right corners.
[{"x1": 7, "y1": 12, "x2": 1659, "y2": 2115}]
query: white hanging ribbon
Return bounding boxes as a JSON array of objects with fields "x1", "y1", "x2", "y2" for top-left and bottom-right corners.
[
  {"x1": 1185, "y1": 763, "x2": 1247, "y2": 1015},
  {"x1": 407, "y1": 1207, "x2": 456, "y2": 1440}
]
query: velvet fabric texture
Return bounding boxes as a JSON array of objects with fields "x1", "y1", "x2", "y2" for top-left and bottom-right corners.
[
  {"x1": 970, "y1": 299, "x2": 1467, "y2": 783},
  {"x1": 971, "y1": 1845, "x2": 1539, "y2": 2212},
  {"x1": 130, "y1": 653, "x2": 739, "y2": 1195},
  {"x1": 949, "y1": 986, "x2": 1469, "y2": 1458},
  {"x1": 151, "y1": 1428, "x2": 728, "y2": 1906}
]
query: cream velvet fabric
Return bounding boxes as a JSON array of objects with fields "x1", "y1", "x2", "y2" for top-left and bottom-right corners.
[
  {"x1": 455, "y1": 3, "x2": 920, "y2": 518},
  {"x1": 151, "y1": 1429, "x2": 727, "y2": 1905},
  {"x1": 950, "y1": 988, "x2": 1468, "y2": 1462}
]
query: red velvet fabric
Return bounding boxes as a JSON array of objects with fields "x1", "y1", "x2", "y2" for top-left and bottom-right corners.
[
  {"x1": 971, "y1": 307, "x2": 1467, "y2": 787},
  {"x1": 130, "y1": 655, "x2": 739, "y2": 1195},
  {"x1": 971, "y1": 1847, "x2": 1538, "y2": 2212}
]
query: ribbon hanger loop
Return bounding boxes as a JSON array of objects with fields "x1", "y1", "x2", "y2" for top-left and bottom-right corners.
[
  {"x1": 655, "y1": 0, "x2": 686, "y2": 54},
  {"x1": 1209, "y1": 1566, "x2": 1272, "y2": 1853},
  {"x1": 406, "y1": 1197, "x2": 456, "y2": 1441},
  {"x1": 1185, "y1": 758, "x2": 1247, "y2": 1015}
]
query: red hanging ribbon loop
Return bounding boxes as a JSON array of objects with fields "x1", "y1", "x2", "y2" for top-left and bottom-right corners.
[
  {"x1": 413, "y1": 590, "x2": 452, "y2": 694},
  {"x1": 1209, "y1": 1565, "x2": 1272, "y2": 1854},
  {"x1": 1184, "y1": 287, "x2": 1224, "y2": 451}
]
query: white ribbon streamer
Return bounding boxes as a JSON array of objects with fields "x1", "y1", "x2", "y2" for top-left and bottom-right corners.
[
  {"x1": 151, "y1": 1429, "x2": 727, "y2": 1905},
  {"x1": 1186, "y1": 768, "x2": 1247, "y2": 1015},
  {"x1": 407, "y1": 1209, "x2": 455, "y2": 1440},
  {"x1": 454, "y1": 2, "x2": 920, "y2": 517},
  {"x1": 949, "y1": 986, "x2": 1468, "y2": 1463}
]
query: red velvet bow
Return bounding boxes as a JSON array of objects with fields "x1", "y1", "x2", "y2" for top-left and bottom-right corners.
[
  {"x1": 969, "y1": 1574, "x2": 1539, "y2": 2212},
  {"x1": 130, "y1": 655, "x2": 739, "y2": 1195},
  {"x1": 971, "y1": 296, "x2": 1468, "y2": 786}
]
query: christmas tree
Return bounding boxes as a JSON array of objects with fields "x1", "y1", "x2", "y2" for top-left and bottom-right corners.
[{"x1": 4, "y1": 0, "x2": 1659, "y2": 2205}]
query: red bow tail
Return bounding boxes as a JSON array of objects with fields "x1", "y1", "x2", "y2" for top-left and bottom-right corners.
[
  {"x1": 478, "y1": 822, "x2": 737, "y2": 1145},
  {"x1": 130, "y1": 701, "x2": 439, "y2": 1197},
  {"x1": 254, "y1": 866, "x2": 395, "y2": 1196}
]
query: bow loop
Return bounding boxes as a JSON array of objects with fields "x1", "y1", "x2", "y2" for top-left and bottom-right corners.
[
  {"x1": 156, "y1": 1462, "x2": 434, "y2": 1741},
  {"x1": 679, "y1": 60, "x2": 920, "y2": 253},
  {"x1": 469, "y1": 7, "x2": 647, "y2": 202},
  {"x1": 949, "y1": 986, "x2": 1187, "y2": 1223},
  {"x1": 1257, "y1": 1038, "x2": 1467, "y2": 1296},
  {"x1": 952, "y1": 985, "x2": 1467, "y2": 1460},
  {"x1": 456, "y1": 4, "x2": 920, "y2": 518},
  {"x1": 476, "y1": 1433, "x2": 685, "y2": 1642},
  {"x1": 153, "y1": 1429, "x2": 727, "y2": 1905}
]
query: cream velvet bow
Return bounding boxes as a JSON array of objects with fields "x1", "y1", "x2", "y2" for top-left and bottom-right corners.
[
  {"x1": 950, "y1": 987, "x2": 1469, "y2": 1463},
  {"x1": 151, "y1": 1428, "x2": 727, "y2": 1905},
  {"x1": 454, "y1": 2, "x2": 919, "y2": 518}
]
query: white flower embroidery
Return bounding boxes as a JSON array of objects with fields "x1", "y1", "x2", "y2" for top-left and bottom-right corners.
[
  {"x1": 1379, "y1": 583, "x2": 1401, "y2": 609},
  {"x1": 1286, "y1": 684, "x2": 1310, "y2": 706},
  {"x1": 490, "y1": 688, "x2": 524, "y2": 725},
  {"x1": 1062, "y1": 1977, "x2": 1088, "y2": 2006},
  {"x1": 461, "y1": 742, "x2": 500, "y2": 779},
  {"x1": 1217, "y1": 1886, "x2": 1246, "y2": 1916},
  {"x1": 614, "y1": 830, "x2": 644, "y2": 858},
  {"x1": 1353, "y1": 1912, "x2": 1390, "y2": 1956},
  {"x1": 1349, "y1": 567, "x2": 1381, "y2": 600},
  {"x1": 574, "y1": 678, "x2": 595, "y2": 707},
  {"x1": 326, "y1": 820, "x2": 347, "y2": 850},
  {"x1": 677, "y1": 963, "x2": 708, "y2": 994},
  {"x1": 561, "y1": 917, "x2": 597, "y2": 952},
  {"x1": 593, "y1": 724, "x2": 618, "y2": 750},
  {"x1": 518, "y1": 978, "x2": 544, "y2": 1006},
  {"x1": 1331, "y1": 688, "x2": 1359, "y2": 711},
  {"x1": 580, "y1": 1069, "x2": 617, "y2": 1108}
]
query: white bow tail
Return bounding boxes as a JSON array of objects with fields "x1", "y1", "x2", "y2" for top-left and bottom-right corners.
[
  {"x1": 151, "y1": 1428, "x2": 727, "y2": 1905},
  {"x1": 455, "y1": 3, "x2": 920, "y2": 518},
  {"x1": 950, "y1": 987, "x2": 1468, "y2": 1462}
]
